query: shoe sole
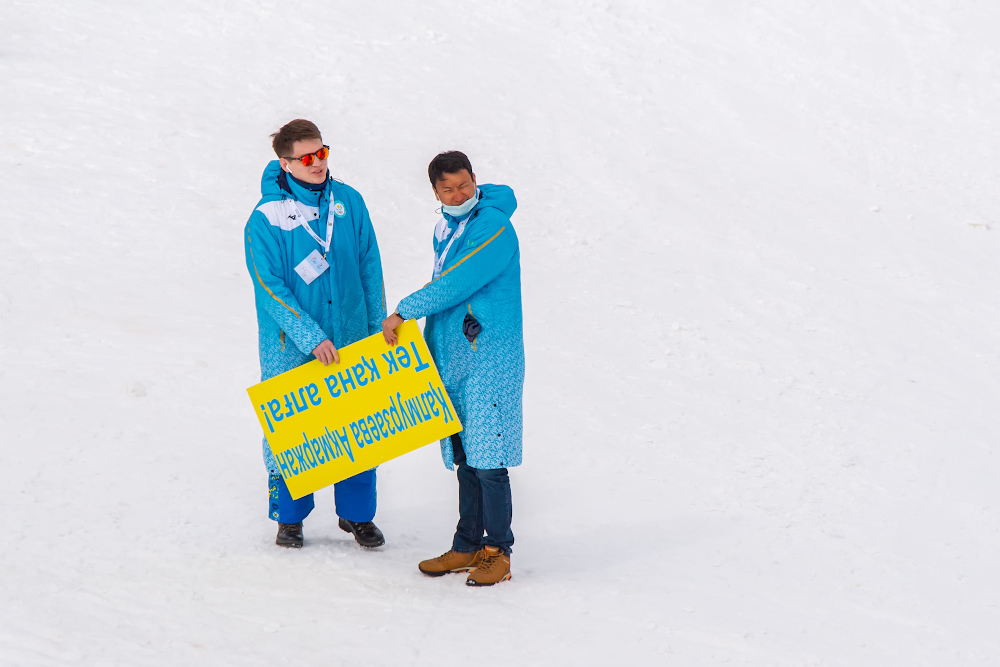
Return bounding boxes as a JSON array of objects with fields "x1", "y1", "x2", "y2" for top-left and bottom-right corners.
[
  {"x1": 466, "y1": 573, "x2": 512, "y2": 587},
  {"x1": 418, "y1": 565, "x2": 477, "y2": 577},
  {"x1": 276, "y1": 541, "x2": 303, "y2": 548},
  {"x1": 338, "y1": 520, "x2": 385, "y2": 548}
]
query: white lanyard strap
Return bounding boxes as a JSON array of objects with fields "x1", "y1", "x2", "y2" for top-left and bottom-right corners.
[
  {"x1": 433, "y1": 213, "x2": 473, "y2": 279},
  {"x1": 294, "y1": 202, "x2": 334, "y2": 257}
]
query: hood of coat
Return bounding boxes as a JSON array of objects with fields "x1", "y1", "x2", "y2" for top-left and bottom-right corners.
[
  {"x1": 443, "y1": 183, "x2": 517, "y2": 223},
  {"x1": 260, "y1": 160, "x2": 285, "y2": 198}
]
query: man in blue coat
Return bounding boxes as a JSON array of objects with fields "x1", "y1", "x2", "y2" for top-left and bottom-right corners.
[
  {"x1": 245, "y1": 119, "x2": 387, "y2": 549},
  {"x1": 382, "y1": 151, "x2": 523, "y2": 586}
]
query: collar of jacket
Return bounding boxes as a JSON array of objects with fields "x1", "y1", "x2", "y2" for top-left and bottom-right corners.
[{"x1": 278, "y1": 169, "x2": 329, "y2": 205}]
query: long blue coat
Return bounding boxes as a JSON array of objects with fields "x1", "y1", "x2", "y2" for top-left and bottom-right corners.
[
  {"x1": 244, "y1": 161, "x2": 386, "y2": 474},
  {"x1": 397, "y1": 184, "x2": 524, "y2": 470}
]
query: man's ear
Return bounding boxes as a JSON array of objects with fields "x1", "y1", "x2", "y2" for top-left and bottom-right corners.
[
  {"x1": 279, "y1": 158, "x2": 290, "y2": 173},
  {"x1": 432, "y1": 186, "x2": 440, "y2": 202},
  {"x1": 471, "y1": 172, "x2": 476, "y2": 187}
]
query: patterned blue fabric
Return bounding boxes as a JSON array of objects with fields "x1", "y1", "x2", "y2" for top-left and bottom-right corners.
[
  {"x1": 245, "y1": 161, "x2": 387, "y2": 473},
  {"x1": 396, "y1": 184, "x2": 524, "y2": 470},
  {"x1": 269, "y1": 473, "x2": 314, "y2": 523}
]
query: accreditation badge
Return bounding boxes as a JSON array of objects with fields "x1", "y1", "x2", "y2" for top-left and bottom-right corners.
[{"x1": 294, "y1": 250, "x2": 330, "y2": 285}]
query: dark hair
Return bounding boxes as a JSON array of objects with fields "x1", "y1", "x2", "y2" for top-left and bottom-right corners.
[
  {"x1": 271, "y1": 119, "x2": 322, "y2": 158},
  {"x1": 428, "y1": 151, "x2": 474, "y2": 187}
]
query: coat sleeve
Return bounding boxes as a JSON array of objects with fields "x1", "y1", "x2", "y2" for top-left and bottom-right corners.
[
  {"x1": 357, "y1": 198, "x2": 387, "y2": 335},
  {"x1": 244, "y1": 212, "x2": 327, "y2": 355},
  {"x1": 396, "y1": 212, "x2": 517, "y2": 320}
]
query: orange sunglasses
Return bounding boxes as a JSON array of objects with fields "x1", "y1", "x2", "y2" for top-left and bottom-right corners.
[{"x1": 286, "y1": 145, "x2": 330, "y2": 167}]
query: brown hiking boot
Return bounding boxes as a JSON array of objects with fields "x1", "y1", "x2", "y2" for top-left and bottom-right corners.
[
  {"x1": 418, "y1": 549, "x2": 482, "y2": 577},
  {"x1": 465, "y1": 546, "x2": 511, "y2": 586}
]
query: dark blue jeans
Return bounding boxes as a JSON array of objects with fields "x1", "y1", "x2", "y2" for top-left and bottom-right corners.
[{"x1": 451, "y1": 432, "x2": 514, "y2": 555}]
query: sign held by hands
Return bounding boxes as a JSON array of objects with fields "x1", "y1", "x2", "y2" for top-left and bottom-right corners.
[{"x1": 247, "y1": 320, "x2": 462, "y2": 499}]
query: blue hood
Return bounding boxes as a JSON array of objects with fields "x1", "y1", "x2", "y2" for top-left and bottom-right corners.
[
  {"x1": 443, "y1": 183, "x2": 517, "y2": 223},
  {"x1": 260, "y1": 160, "x2": 285, "y2": 198},
  {"x1": 478, "y1": 183, "x2": 517, "y2": 217}
]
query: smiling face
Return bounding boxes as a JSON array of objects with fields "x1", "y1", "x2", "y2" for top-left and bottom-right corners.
[
  {"x1": 432, "y1": 169, "x2": 477, "y2": 206},
  {"x1": 279, "y1": 137, "x2": 328, "y2": 185}
]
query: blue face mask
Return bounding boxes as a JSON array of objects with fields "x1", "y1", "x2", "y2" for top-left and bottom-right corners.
[{"x1": 441, "y1": 188, "x2": 479, "y2": 217}]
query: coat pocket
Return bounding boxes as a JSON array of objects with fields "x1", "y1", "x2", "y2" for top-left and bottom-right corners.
[{"x1": 463, "y1": 305, "x2": 482, "y2": 350}]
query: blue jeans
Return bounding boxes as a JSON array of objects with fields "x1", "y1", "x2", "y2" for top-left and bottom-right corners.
[
  {"x1": 268, "y1": 469, "x2": 377, "y2": 524},
  {"x1": 451, "y1": 432, "x2": 514, "y2": 555}
]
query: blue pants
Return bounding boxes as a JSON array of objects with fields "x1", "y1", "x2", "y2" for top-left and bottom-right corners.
[
  {"x1": 268, "y1": 469, "x2": 377, "y2": 524},
  {"x1": 451, "y1": 432, "x2": 514, "y2": 555}
]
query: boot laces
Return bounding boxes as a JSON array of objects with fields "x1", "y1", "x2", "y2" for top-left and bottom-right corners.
[{"x1": 478, "y1": 549, "x2": 502, "y2": 571}]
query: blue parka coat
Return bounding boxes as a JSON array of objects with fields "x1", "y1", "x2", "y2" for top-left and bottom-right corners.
[
  {"x1": 245, "y1": 161, "x2": 386, "y2": 473},
  {"x1": 396, "y1": 184, "x2": 524, "y2": 470}
]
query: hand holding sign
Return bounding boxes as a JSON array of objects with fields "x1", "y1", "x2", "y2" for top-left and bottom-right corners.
[
  {"x1": 311, "y1": 339, "x2": 340, "y2": 365},
  {"x1": 248, "y1": 320, "x2": 462, "y2": 500},
  {"x1": 381, "y1": 313, "x2": 404, "y2": 346}
]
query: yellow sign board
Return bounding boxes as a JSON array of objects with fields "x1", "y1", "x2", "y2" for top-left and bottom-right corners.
[{"x1": 247, "y1": 320, "x2": 462, "y2": 499}]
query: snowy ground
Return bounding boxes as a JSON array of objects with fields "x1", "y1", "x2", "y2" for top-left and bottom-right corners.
[{"x1": 2, "y1": 1, "x2": 999, "y2": 665}]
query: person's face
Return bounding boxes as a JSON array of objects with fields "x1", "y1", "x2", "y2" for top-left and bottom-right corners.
[
  {"x1": 433, "y1": 169, "x2": 477, "y2": 206},
  {"x1": 279, "y1": 137, "x2": 328, "y2": 184}
]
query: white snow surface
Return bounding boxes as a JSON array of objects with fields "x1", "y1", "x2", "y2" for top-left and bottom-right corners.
[{"x1": 2, "y1": 1, "x2": 999, "y2": 665}]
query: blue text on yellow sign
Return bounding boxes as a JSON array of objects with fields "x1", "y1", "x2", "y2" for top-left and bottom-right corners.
[{"x1": 247, "y1": 320, "x2": 462, "y2": 499}]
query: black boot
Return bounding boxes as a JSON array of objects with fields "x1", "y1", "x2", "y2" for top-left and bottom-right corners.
[
  {"x1": 276, "y1": 522, "x2": 303, "y2": 548},
  {"x1": 338, "y1": 518, "x2": 385, "y2": 548}
]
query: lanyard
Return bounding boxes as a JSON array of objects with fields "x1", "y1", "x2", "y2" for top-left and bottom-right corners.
[
  {"x1": 294, "y1": 202, "x2": 334, "y2": 258},
  {"x1": 433, "y1": 212, "x2": 474, "y2": 279}
]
